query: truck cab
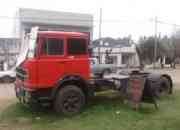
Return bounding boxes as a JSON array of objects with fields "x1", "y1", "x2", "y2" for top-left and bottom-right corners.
[{"x1": 15, "y1": 27, "x2": 91, "y2": 114}]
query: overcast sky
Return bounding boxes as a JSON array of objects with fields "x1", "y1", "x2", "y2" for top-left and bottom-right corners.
[{"x1": 0, "y1": 0, "x2": 180, "y2": 41}]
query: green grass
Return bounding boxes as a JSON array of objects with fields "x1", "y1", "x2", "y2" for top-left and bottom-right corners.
[{"x1": 1, "y1": 90, "x2": 180, "y2": 130}]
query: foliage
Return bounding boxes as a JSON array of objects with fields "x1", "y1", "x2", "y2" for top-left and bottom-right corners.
[{"x1": 137, "y1": 35, "x2": 180, "y2": 66}]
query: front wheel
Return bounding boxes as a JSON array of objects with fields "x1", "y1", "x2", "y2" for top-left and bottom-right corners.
[{"x1": 54, "y1": 85, "x2": 85, "y2": 115}]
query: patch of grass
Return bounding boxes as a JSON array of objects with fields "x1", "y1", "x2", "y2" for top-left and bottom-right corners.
[{"x1": 1, "y1": 90, "x2": 180, "y2": 130}]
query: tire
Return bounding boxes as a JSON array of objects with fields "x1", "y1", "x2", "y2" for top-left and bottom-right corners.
[
  {"x1": 54, "y1": 85, "x2": 85, "y2": 115},
  {"x1": 156, "y1": 77, "x2": 171, "y2": 97}
]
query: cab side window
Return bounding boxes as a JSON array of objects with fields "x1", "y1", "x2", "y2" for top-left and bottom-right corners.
[
  {"x1": 67, "y1": 38, "x2": 87, "y2": 55},
  {"x1": 41, "y1": 38, "x2": 64, "y2": 55}
]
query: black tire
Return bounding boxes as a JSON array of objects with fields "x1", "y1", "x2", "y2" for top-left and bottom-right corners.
[
  {"x1": 54, "y1": 85, "x2": 85, "y2": 115},
  {"x1": 156, "y1": 77, "x2": 171, "y2": 97}
]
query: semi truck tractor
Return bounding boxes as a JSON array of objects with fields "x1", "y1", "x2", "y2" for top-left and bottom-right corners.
[{"x1": 15, "y1": 27, "x2": 173, "y2": 115}]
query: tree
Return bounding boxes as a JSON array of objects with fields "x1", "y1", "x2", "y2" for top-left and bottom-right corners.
[
  {"x1": 137, "y1": 36, "x2": 177, "y2": 68},
  {"x1": 137, "y1": 36, "x2": 157, "y2": 64}
]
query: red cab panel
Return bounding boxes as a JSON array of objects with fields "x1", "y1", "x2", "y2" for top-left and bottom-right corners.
[{"x1": 16, "y1": 31, "x2": 90, "y2": 89}]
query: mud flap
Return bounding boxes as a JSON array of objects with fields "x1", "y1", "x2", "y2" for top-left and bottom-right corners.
[
  {"x1": 141, "y1": 80, "x2": 159, "y2": 109},
  {"x1": 127, "y1": 73, "x2": 158, "y2": 110}
]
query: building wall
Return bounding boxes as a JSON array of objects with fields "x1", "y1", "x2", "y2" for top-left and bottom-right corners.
[
  {"x1": 0, "y1": 8, "x2": 93, "y2": 70},
  {"x1": 17, "y1": 8, "x2": 93, "y2": 40},
  {"x1": 21, "y1": 23, "x2": 92, "y2": 40},
  {"x1": 0, "y1": 38, "x2": 20, "y2": 70},
  {"x1": 19, "y1": 8, "x2": 93, "y2": 28},
  {"x1": 93, "y1": 45, "x2": 140, "y2": 67}
]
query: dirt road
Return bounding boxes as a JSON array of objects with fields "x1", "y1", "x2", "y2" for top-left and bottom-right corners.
[
  {"x1": 146, "y1": 68, "x2": 180, "y2": 86},
  {"x1": 0, "y1": 84, "x2": 15, "y2": 100}
]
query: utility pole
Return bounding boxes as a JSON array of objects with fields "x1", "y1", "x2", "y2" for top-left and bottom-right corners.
[
  {"x1": 153, "y1": 16, "x2": 158, "y2": 69},
  {"x1": 98, "y1": 8, "x2": 102, "y2": 63},
  {"x1": 172, "y1": 24, "x2": 177, "y2": 68}
]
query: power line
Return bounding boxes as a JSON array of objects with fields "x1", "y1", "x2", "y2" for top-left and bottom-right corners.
[
  {"x1": 0, "y1": 15, "x2": 153, "y2": 24},
  {"x1": 1, "y1": 15, "x2": 180, "y2": 28},
  {"x1": 150, "y1": 18, "x2": 180, "y2": 28},
  {"x1": 0, "y1": 15, "x2": 180, "y2": 27},
  {"x1": 157, "y1": 20, "x2": 180, "y2": 28}
]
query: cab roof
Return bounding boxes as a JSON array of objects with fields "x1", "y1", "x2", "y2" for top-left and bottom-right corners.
[{"x1": 38, "y1": 31, "x2": 88, "y2": 37}]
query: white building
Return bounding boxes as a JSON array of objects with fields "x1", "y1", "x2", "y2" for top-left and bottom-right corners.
[
  {"x1": 0, "y1": 38, "x2": 20, "y2": 70},
  {"x1": 0, "y1": 8, "x2": 94, "y2": 70},
  {"x1": 93, "y1": 44, "x2": 140, "y2": 67},
  {"x1": 15, "y1": 8, "x2": 93, "y2": 40}
]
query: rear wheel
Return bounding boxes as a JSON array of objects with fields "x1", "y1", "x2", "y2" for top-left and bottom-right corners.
[
  {"x1": 54, "y1": 85, "x2": 85, "y2": 115},
  {"x1": 156, "y1": 77, "x2": 171, "y2": 97}
]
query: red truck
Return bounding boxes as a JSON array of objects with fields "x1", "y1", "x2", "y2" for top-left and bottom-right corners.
[{"x1": 15, "y1": 27, "x2": 173, "y2": 115}]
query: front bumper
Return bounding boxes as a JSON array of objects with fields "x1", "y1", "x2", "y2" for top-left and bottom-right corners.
[
  {"x1": 14, "y1": 79, "x2": 52, "y2": 107},
  {"x1": 15, "y1": 80, "x2": 37, "y2": 106}
]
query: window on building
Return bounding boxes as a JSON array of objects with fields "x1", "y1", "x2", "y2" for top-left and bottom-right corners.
[
  {"x1": 122, "y1": 54, "x2": 130, "y2": 64},
  {"x1": 122, "y1": 55, "x2": 127, "y2": 64},
  {"x1": 67, "y1": 38, "x2": 87, "y2": 55},
  {"x1": 41, "y1": 38, "x2": 64, "y2": 55}
]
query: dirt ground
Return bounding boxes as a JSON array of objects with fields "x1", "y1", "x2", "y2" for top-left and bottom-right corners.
[
  {"x1": 0, "y1": 84, "x2": 15, "y2": 100},
  {"x1": 0, "y1": 84, "x2": 15, "y2": 110},
  {"x1": 0, "y1": 67, "x2": 179, "y2": 100},
  {"x1": 146, "y1": 67, "x2": 180, "y2": 86}
]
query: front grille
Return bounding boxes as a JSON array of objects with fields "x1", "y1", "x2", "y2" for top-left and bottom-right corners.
[{"x1": 16, "y1": 67, "x2": 27, "y2": 81}]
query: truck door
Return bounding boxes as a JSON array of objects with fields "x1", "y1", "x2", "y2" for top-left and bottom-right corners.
[
  {"x1": 66, "y1": 37, "x2": 90, "y2": 80},
  {"x1": 37, "y1": 36, "x2": 66, "y2": 87}
]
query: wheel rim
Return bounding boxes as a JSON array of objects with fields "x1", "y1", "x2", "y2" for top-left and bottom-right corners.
[{"x1": 62, "y1": 92, "x2": 81, "y2": 113}]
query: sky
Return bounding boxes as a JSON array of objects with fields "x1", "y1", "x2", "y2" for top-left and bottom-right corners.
[{"x1": 0, "y1": 0, "x2": 180, "y2": 41}]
